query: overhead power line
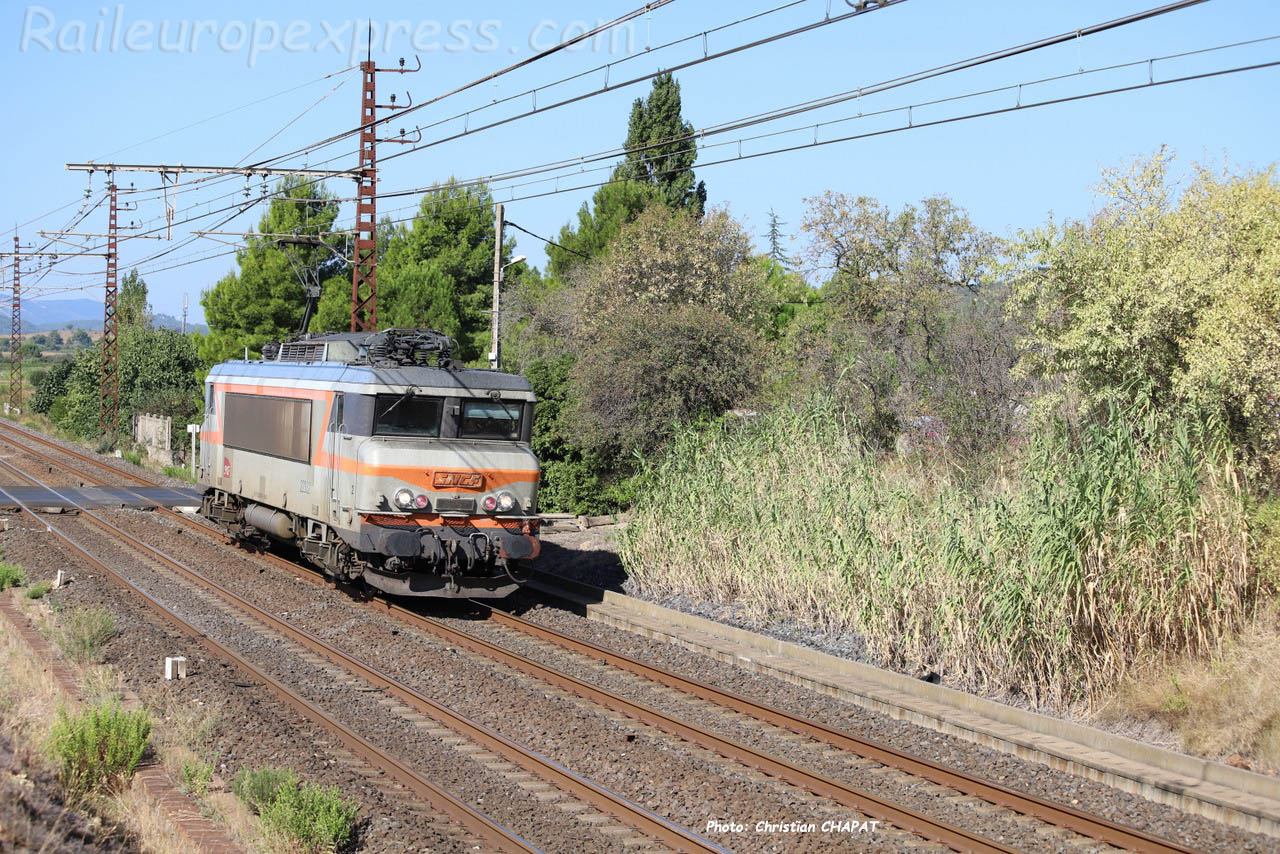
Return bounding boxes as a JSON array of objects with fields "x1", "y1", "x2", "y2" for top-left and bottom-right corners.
[
  {"x1": 375, "y1": 0, "x2": 911, "y2": 171},
  {"x1": 117, "y1": 0, "x2": 1192, "y2": 242},
  {"x1": 91, "y1": 64, "x2": 360, "y2": 162},
  {"x1": 26, "y1": 0, "x2": 1228, "y2": 291},
  {"x1": 506, "y1": 221, "x2": 590, "y2": 259},
  {"x1": 374, "y1": 12, "x2": 1255, "y2": 211},
  {"x1": 102, "y1": 46, "x2": 1275, "y2": 284},
  {"x1": 47, "y1": 0, "x2": 900, "y2": 263},
  {"x1": 370, "y1": 55, "x2": 1278, "y2": 232}
]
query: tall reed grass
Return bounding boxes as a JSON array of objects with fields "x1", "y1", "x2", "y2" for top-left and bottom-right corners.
[{"x1": 618, "y1": 398, "x2": 1257, "y2": 704}]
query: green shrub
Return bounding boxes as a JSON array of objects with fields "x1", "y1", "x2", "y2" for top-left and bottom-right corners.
[
  {"x1": 261, "y1": 781, "x2": 360, "y2": 854},
  {"x1": 121, "y1": 449, "x2": 143, "y2": 467},
  {"x1": 1254, "y1": 498, "x2": 1280, "y2": 592},
  {"x1": 234, "y1": 766, "x2": 359, "y2": 854},
  {"x1": 25, "y1": 581, "x2": 51, "y2": 600},
  {"x1": 0, "y1": 562, "x2": 24, "y2": 590},
  {"x1": 30, "y1": 360, "x2": 72, "y2": 415},
  {"x1": 161, "y1": 465, "x2": 195, "y2": 483},
  {"x1": 181, "y1": 758, "x2": 213, "y2": 796},
  {"x1": 233, "y1": 766, "x2": 297, "y2": 815},
  {"x1": 55, "y1": 606, "x2": 116, "y2": 664},
  {"x1": 48, "y1": 702, "x2": 151, "y2": 799}
]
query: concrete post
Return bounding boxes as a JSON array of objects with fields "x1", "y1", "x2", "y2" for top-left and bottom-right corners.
[{"x1": 187, "y1": 423, "x2": 201, "y2": 479}]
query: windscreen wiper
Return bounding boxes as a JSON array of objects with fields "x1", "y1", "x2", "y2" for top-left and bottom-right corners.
[{"x1": 379, "y1": 386, "x2": 420, "y2": 421}]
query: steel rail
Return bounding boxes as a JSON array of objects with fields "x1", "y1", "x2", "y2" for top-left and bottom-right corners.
[
  {"x1": 0, "y1": 420, "x2": 1203, "y2": 852},
  {"x1": 0, "y1": 445, "x2": 724, "y2": 854},
  {"x1": 484, "y1": 584, "x2": 1202, "y2": 854},
  {"x1": 0, "y1": 454, "x2": 541, "y2": 854},
  {"x1": 0, "y1": 422, "x2": 1011, "y2": 853}
]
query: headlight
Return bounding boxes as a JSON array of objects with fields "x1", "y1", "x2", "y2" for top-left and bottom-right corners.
[
  {"x1": 414, "y1": 494, "x2": 429, "y2": 509},
  {"x1": 394, "y1": 489, "x2": 414, "y2": 509},
  {"x1": 481, "y1": 495, "x2": 498, "y2": 512},
  {"x1": 497, "y1": 493, "x2": 516, "y2": 512}
]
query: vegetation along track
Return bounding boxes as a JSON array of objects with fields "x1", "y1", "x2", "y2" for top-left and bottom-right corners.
[
  {"x1": 0, "y1": 419, "x2": 1212, "y2": 853},
  {"x1": 0, "y1": 445, "x2": 544, "y2": 854},
  {"x1": 0, "y1": 437, "x2": 730, "y2": 854}
]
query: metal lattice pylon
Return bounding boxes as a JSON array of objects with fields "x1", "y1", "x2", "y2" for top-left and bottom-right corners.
[
  {"x1": 99, "y1": 182, "x2": 119, "y2": 437},
  {"x1": 350, "y1": 60, "x2": 378, "y2": 332},
  {"x1": 9, "y1": 237, "x2": 20, "y2": 413}
]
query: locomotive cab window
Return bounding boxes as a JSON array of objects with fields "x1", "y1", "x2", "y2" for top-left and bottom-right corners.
[
  {"x1": 459, "y1": 399, "x2": 523, "y2": 440},
  {"x1": 329, "y1": 393, "x2": 344, "y2": 431},
  {"x1": 374, "y1": 393, "x2": 441, "y2": 437}
]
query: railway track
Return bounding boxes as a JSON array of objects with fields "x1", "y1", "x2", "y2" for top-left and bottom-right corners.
[
  {"x1": 0, "y1": 453, "x2": 542, "y2": 854},
  {"x1": 0, "y1": 420, "x2": 1211, "y2": 853},
  {"x1": 0, "y1": 441, "x2": 725, "y2": 853}
]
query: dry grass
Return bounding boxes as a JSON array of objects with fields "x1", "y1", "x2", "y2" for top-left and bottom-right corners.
[
  {"x1": 0, "y1": 603, "x2": 64, "y2": 748},
  {"x1": 109, "y1": 780, "x2": 189, "y2": 854},
  {"x1": 3, "y1": 594, "x2": 245, "y2": 852},
  {"x1": 1107, "y1": 604, "x2": 1280, "y2": 773},
  {"x1": 140, "y1": 682, "x2": 223, "y2": 786},
  {"x1": 620, "y1": 399, "x2": 1257, "y2": 707}
]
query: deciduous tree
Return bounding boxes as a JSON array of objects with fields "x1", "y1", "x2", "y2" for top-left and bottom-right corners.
[{"x1": 1010, "y1": 151, "x2": 1280, "y2": 454}]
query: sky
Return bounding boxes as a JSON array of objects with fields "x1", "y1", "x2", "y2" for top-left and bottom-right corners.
[{"x1": 0, "y1": 0, "x2": 1277, "y2": 324}]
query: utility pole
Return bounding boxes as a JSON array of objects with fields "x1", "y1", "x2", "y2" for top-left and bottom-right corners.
[
  {"x1": 350, "y1": 49, "x2": 421, "y2": 333},
  {"x1": 100, "y1": 181, "x2": 119, "y2": 437},
  {"x1": 68, "y1": 49, "x2": 416, "y2": 338},
  {"x1": 181, "y1": 293, "x2": 188, "y2": 334},
  {"x1": 351, "y1": 56, "x2": 378, "y2": 333},
  {"x1": 489, "y1": 204, "x2": 504, "y2": 370},
  {"x1": 9, "y1": 237, "x2": 20, "y2": 413},
  {"x1": 0, "y1": 241, "x2": 108, "y2": 415},
  {"x1": 66, "y1": 162, "x2": 361, "y2": 422}
]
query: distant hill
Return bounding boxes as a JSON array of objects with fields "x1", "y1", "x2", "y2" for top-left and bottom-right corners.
[
  {"x1": 0, "y1": 299, "x2": 207, "y2": 334},
  {"x1": 3, "y1": 298, "x2": 102, "y2": 332},
  {"x1": 153, "y1": 313, "x2": 209, "y2": 334}
]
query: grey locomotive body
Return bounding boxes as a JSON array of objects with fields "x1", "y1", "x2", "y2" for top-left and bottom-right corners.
[{"x1": 197, "y1": 329, "x2": 540, "y2": 598}]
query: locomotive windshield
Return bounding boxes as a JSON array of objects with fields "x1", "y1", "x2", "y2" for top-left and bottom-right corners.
[
  {"x1": 460, "y1": 399, "x2": 523, "y2": 440},
  {"x1": 374, "y1": 393, "x2": 442, "y2": 437}
]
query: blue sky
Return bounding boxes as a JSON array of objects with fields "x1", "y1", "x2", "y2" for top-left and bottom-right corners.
[{"x1": 1, "y1": 0, "x2": 1277, "y2": 323}]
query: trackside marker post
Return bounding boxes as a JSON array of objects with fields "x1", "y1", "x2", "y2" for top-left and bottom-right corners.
[{"x1": 164, "y1": 656, "x2": 187, "y2": 680}]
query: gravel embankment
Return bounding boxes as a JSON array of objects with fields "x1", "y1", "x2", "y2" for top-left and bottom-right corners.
[{"x1": 3, "y1": 425, "x2": 1276, "y2": 853}]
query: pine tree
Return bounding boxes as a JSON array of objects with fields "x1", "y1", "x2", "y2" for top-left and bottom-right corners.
[
  {"x1": 548, "y1": 73, "x2": 706, "y2": 277},
  {"x1": 200, "y1": 177, "x2": 341, "y2": 363},
  {"x1": 615, "y1": 73, "x2": 706, "y2": 216},
  {"x1": 766, "y1": 208, "x2": 789, "y2": 267}
]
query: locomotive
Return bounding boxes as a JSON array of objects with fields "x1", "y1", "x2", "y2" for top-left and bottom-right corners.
[{"x1": 197, "y1": 328, "x2": 540, "y2": 598}]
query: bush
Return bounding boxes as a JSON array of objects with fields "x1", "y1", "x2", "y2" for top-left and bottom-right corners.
[
  {"x1": 1009, "y1": 153, "x2": 1280, "y2": 456},
  {"x1": 25, "y1": 581, "x2": 51, "y2": 599},
  {"x1": 261, "y1": 781, "x2": 360, "y2": 854},
  {"x1": 569, "y1": 302, "x2": 763, "y2": 457},
  {"x1": 234, "y1": 767, "x2": 359, "y2": 854},
  {"x1": 1254, "y1": 498, "x2": 1280, "y2": 592},
  {"x1": 48, "y1": 702, "x2": 151, "y2": 800},
  {"x1": 162, "y1": 465, "x2": 195, "y2": 483},
  {"x1": 55, "y1": 606, "x2": 116, "y2": 664},
  {"x1": 0, "y1": 562, "x2": 24, "y2": 590},
  {"x1": 181, "y1": 758, "x2": 213, "y2": 796},
  {"x1": 233, "y1": 766, "x2": 297, "y2": 814}
]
